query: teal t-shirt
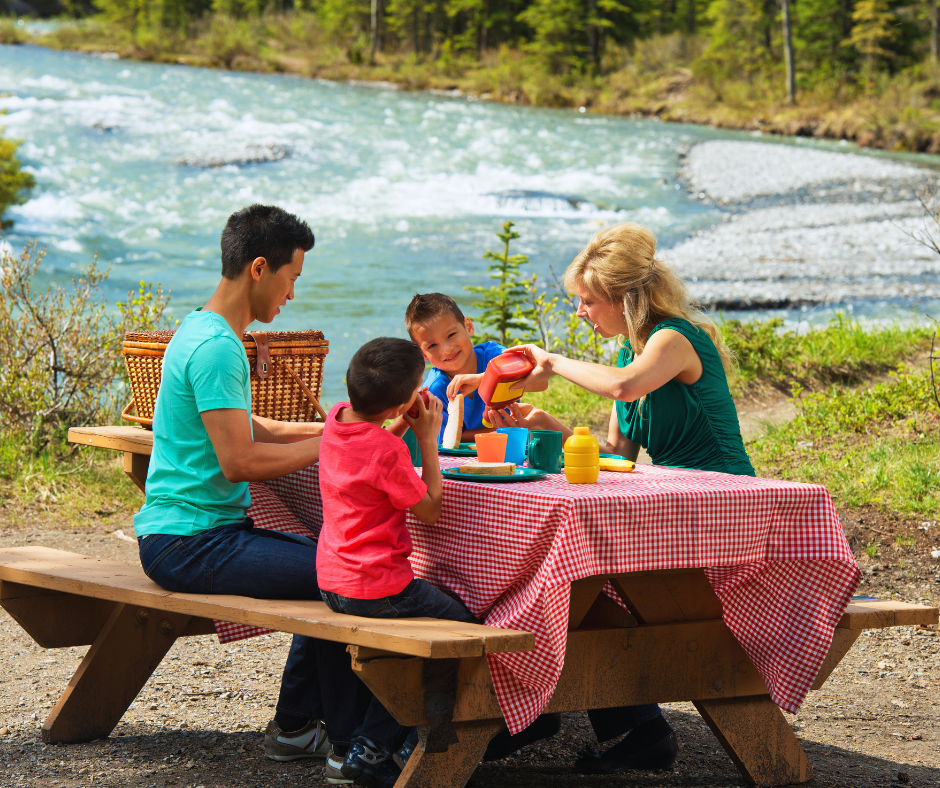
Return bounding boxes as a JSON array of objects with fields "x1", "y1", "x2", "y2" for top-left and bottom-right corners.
[{"x1": 133, "y1": 310, "x2": 253, "y2": 538}]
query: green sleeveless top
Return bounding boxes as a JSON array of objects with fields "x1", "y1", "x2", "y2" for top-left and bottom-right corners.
[{"x1": 616, "y1": 318, "x2": 755, "y2": 477}]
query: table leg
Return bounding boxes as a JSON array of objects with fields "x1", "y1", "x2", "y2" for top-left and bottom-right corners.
[
  {"x1": 123, "y1": 451, "x2": 149, "y2": 494},
  {"x1": 694, "y1": 697, "x2": 812, "y2": 786},
  {"x1": 611, "y1": 570, "x2": 812, "y2": 786},
  {"x1": 395, "y1": 720, "x2": 503, "y2": 788},
  {"x1": 42, "y1": 603, "x2": 191, "y2": 744}
]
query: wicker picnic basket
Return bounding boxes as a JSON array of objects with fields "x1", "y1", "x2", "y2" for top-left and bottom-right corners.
[{"x1": 121, "y1": 329, "x2": 329, "y2": 428}]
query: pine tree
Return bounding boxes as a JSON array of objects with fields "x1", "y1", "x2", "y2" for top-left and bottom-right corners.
[
  {"x1": 704, "y1": 0, "x2": 775, "y2": 76},
  {"x1": 465, "y1": 221, "x2": 534, "y2": 346},
  {"x1": 793, "y1": 0, "x2": 856, "y2": 78},
  {"x1": 846, "y1": 0, "x2": 898, "y2": 75}
]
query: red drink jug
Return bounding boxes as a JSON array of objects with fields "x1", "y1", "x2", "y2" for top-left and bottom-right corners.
[{"x1": 478, "y1": 350, "x2": 534, "y2": 427}]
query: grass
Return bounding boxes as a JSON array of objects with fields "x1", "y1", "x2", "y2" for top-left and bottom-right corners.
[
  {"x1": 747, "y1": 367, "x2": 940, "y2": 515},
  {"x1": 0, "y1": 434, "x2": 141, "y2": 530},
  {"x1": 723, "y1": 315, "x2": 934, "y2": 396},
  {"x1": 25, "y1": 17, "x2": 940, "y2": 152}
]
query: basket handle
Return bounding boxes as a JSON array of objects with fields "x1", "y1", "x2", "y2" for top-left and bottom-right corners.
[
  {"x1": 120, "y1": 398, "x2": 153, "y2": 428},
  {"x1": 281, "y1": 361, "x2": 328, "y2": 422}
]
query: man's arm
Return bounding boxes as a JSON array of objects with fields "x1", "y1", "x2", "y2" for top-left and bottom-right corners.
[
  {"x1": 251, "y1": 414, "x2": 324, "y2": 444},
  {"x1": 202, "y1": 409, "x2": 320, "y2": 481}
]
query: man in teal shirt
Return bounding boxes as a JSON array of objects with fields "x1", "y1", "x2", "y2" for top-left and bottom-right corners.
[{"x1": 136, "y1": 205, "x2": 363, "y2": 773}]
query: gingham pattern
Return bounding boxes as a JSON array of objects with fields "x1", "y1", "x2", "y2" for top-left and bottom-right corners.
[{"x1": 216, "y1": 461, "x2": 860, "y2": 733}]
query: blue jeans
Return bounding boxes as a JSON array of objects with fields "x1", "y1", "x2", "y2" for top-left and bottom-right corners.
[
  {"x1": 322, "y1": 578, "x2": 479, "y2": 754},
  {"x1": 139, "y1": 519, "x2": 365, "y2": 746}
]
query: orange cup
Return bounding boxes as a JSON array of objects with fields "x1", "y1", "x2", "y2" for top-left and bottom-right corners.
[{"x1": 475, "y1": 432, "x2": 508, "y2": 463}]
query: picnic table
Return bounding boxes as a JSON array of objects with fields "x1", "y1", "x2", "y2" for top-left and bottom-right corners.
[{"x1": 54, "y1": 424, "x2": 940, "y2": 788}]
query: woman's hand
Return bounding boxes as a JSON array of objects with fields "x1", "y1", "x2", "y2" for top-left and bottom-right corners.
[
  {"x1": 485, "y1": 402, "x2": 564, "y2": 433},
  {"x1": 506, "y1": 344, "x2": 555, "y2": 393},
  {"x1": 446, "y1": 373, "x2": 483, "y2": 401}
]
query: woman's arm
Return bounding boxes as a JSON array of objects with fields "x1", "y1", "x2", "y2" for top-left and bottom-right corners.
[
  {"x1": 510, "y1": 329, "x2": 702, "y2": 403},
  {"x1": 602, "y1": 401, "x2": 639, "y2": 460}
]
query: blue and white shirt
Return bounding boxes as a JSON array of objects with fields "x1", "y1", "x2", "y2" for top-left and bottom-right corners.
[{"x1": 426, "y1": 341, "x2": 506, "y2": 442}]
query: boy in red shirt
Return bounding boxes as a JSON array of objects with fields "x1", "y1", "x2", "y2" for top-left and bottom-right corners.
[{"x1": 316, "y1": 337, "x2": 478, "y2": 788}]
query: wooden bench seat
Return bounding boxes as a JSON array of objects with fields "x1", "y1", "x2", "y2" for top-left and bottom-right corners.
[{"x1": 0, "y1": 546, "x2": 533, "y2": 754}]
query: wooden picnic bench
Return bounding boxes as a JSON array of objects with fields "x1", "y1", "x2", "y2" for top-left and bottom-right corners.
[{"x1": 13, "y1": 423, "x2": 929, "y2": 788}]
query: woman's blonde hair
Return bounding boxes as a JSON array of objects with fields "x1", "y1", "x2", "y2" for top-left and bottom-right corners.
[{"x1": 564, "y1": 222, "x2": 733, "y2": 371}]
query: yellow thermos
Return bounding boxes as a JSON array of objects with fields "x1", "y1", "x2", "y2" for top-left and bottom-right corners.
[{"x1": 563, "y1": 427, "x2": 599, "y2": 484}]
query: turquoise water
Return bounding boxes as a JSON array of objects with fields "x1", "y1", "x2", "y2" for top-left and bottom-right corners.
[{"x1": 0, "y1": 45, "x2": 928, "y2": 400}]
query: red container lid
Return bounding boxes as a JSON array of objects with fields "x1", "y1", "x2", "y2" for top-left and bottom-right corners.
[{"x1": 487, "y1": 349, "x2": 533, "y2": 378}]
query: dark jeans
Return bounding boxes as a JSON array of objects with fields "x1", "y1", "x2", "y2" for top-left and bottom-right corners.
[
  {"x1": 138, "y1": 519, "x2": 364, "y2": 746},
  {"x1": 322, "y1": 578, "x2": 479, "y2": 754}
]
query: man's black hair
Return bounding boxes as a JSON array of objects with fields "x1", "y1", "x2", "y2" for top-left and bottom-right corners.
[
  {"x1": 220, "y1": 204, "x2": 315, "y2": 279},
  {"x1": 347, "y1": 337, "x2": 425, "y2": 417}
]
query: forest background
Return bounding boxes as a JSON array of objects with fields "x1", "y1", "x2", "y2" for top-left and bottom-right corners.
[{"x1": 9, "y1": 0, "x2": 940, "y2": 152}]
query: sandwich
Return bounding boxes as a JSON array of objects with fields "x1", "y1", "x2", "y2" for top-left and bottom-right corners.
[
  {"x1": 459, "y1": 462, "x2": 516, "y2": 475},
  {"x1": 440, "y1": 394, "x2": 464, "y2": 449}
]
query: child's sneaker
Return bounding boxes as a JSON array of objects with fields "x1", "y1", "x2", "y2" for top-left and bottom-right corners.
[
  {"x1": 340, "y1": 736, "x2": 402, "y2": 788},
  {"x1": 325, "y1": 745, "x2": 354, "y2": 785},
  {"x1": 263, "y1": 718, "x2": 330, "y2": 761}
]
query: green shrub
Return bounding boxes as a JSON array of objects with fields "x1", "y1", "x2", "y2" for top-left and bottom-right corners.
[
  {"x1": 0, "y1": 243, "x2": 173, "y2": 451},
  {"x1": 0, "y1": 129, "x2": 36, "y2": 229}
]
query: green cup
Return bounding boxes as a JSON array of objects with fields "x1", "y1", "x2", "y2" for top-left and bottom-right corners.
[
  {"x1": 402, "y1": 428, "x2": 422, "y2": 466},
  {"x1": 527, "y1": 430, "x2": 564, "y2": 474}
]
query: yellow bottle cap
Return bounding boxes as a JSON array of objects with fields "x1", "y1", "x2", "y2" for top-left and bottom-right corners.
[{"x1": 573, "y1": 426, "x2": 589, "y2": 435}]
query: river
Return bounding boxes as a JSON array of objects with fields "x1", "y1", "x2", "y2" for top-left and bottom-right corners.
[{"x1": 1, "y1": 44, "x2": 935, "y2": 401}]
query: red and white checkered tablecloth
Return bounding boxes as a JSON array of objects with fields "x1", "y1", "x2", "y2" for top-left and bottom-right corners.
[{"x1": 214, "y1": 460, "x2": 860, "y2": 734}]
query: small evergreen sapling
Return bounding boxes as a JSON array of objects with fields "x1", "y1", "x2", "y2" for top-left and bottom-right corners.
[{"x1": 465, "y1": 220, "x2": 534, "y2": 346}]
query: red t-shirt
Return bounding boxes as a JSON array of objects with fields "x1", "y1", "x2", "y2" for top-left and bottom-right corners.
[{"x1": 316, "y1": 402, "x2": 428, "y2": 599}]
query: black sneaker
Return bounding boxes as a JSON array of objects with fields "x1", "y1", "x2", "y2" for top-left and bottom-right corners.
[
  {"x1": 574, "y1": 716, "x2": 678, "y2": 774},
  {"x1": 483, "y1": 713, "x2": 562, "y2": 761},
  {"x1": 392, "y1": 737, "x2": 417, "y2": 770},
  {"x1": 340, "y1": 737, "x2": 402, "y2": 788}
]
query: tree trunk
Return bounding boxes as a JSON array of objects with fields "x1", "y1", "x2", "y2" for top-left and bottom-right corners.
[
  {"x1": 932, "y1": 1, "x2": 939, "y2": 61},
  {"x1": 587, "y1": 0, "x2": 599, "y2": 71},
  {"x1": 687, "y1": 0, "x2": 696, "y2": 35},
  {"x1": 412, "y1": 6, "x2": 420, "y2": 54},
  {"x1": 370, "y1": 0, "x2": 382, "y2": 64},
  {"x1": 781, "y1": 0, "x2": 796, "y2": 104}
]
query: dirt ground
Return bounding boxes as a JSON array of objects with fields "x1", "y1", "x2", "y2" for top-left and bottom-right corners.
[{"x1": 0, "y1": 505, "x2": 937, "y2": 788}]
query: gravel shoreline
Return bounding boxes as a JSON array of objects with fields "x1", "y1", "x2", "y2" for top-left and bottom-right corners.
[{"x1": 671, "y1": 141, "x2": 940, "y2": 309}]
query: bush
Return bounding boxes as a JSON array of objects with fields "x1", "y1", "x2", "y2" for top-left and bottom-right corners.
[
  {"x1": 0, "y1": 129, "x2": 36, "y2": 229},
  {"x1": 0, "y1": 243, "x2": 173, "y2": 451}
]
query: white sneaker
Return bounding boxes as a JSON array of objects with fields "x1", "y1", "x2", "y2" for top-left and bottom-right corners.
[
  {"x1": 263, "y1": 718, "x2": 330, "y2": 761},
  {"x1": 325, "y1": 745, "x2": 354, "y2": 785}
]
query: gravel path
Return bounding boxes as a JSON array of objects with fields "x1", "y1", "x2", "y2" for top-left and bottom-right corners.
[
  {"x1": 0, "y1": 523, "x2": 937, "y2": 788},
  {"x1": 672, "y1": 140, "x2": 940, "y2": 308}
]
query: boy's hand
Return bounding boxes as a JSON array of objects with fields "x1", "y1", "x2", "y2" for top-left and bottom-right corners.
[
  {"x1": 446, "y1": 373, "x2": 483, "y2": 401},
  {"x1": 403, "y1": 388, "x2": 443, "y2": 444}
]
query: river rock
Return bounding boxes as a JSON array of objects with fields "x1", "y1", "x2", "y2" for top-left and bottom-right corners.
[
  {"x1": 174, "y1": 144, "x2": 292, "y2": 169},
  {"x1": 669, "y1": 140, "x2": 940, "y2": 309}
]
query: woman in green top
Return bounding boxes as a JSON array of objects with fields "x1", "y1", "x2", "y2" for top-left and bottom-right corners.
[
  {"x1": 482, "y1": 222, "x2": 753, "y2": 773},
  {"x1": 486, "y1": 221, "x2": 754, "y2": 476}
]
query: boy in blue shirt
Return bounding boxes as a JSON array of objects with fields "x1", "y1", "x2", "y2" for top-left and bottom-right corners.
[{"x1": 404, "y1": 293, "x2": 546, "y2": 442}]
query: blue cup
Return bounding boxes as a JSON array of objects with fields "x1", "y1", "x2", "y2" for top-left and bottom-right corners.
[{"x1": 496, "y1": 427, "x2": 529, "y2": 465}]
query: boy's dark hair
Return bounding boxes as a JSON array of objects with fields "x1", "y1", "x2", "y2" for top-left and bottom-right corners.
[
  {"x1": 404, "y1": 293, "x2": 465, "y2": 336},
  {"x1": 220, "y1": 204, "x2": 315, "y2": 279},
  {"x1": 347, "y1": 337, "x2": 425, "y2": 416}
]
